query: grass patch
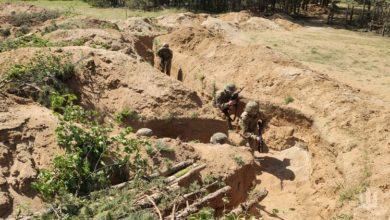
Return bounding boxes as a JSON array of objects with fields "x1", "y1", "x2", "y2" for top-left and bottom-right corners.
[
  {"x1": 0, "y1": 34, "x2": 50, "y2": 52},
  {"x1": 233, "y1": 155, "x2": 245, "y2": 166},
  {"x1": 90, "y1": 41, "x2": 111, "y2": 49},
  {"x1": 284, "y1": 96, "x2": 294, "y2": 104},
  {"x1": 145, "y1": 143, "x2": 156, "y2": 157},
  {"x1": 8, "y1": 0, "x2": 185, "y2": 20},
  {"x1": 339, "y1": 149, "x2": 372, "y2": 204}
]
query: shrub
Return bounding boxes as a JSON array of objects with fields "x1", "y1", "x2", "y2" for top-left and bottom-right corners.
[
  {"x1": 33, "y1": 105, "x2": 148, "y2": 199},
  {"x1": 0, "y1": 34, "x2": 50, "y2": 52},
  {"x1": 43, "y1": 21, "x2": 59, "y2": 34},
  {"x1": 1, "y1": 53, "x2": 75, "y2": 107},
  {"x1": 0, "y1": 27, "x2": 11, "y2": 37},
  {"x1": 8, "y1": 10, "x2": 60, "y2": 27},
  {"x1": 115, "y1": 108, "x2": 139, "y2": 124}
]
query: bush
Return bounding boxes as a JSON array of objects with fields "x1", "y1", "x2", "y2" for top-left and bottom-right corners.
[
  {"x1": 1, "y1": 53, "x2": 75, "y2": 107},
  {"x1": 33, "y1": 105, "x2": 148, "y2": 199},
  {"x1": 0, "y1": 27, "x2": 11, "y2": 37},
  {"x1": 8, "y1": 10, "x2": 60, "y2": 27},
  {"x1": 0, "y1": 34, "x2": 50, "y2": 52},
  {"x1": 115, "y1": 108, "x2": 139, "y2": 124},
  {"x1": 83, "y1": 0, "x2": 125, "y2": 7}
]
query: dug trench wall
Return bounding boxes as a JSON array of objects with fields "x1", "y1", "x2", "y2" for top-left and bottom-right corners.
[{"x1": 155, "y1": 26, "x2": 390, "y2": 219}]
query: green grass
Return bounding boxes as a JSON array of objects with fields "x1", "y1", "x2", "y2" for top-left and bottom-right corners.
[
  {"x1": 233, "y1": 155, "x2": 245, "y2": 166},
  {"x1": 1, "y1": 0, "x2": 185, "y2": 20},
  {"x1": 284, "y1": 96, "x2": 294, "y2": 104}
]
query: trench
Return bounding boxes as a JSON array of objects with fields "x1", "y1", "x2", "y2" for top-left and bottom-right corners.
[
  {"x1": 128, "y1": 117, "x2": 229, "y2": 143},
  {"x1": 136, "y1": 34, "x2": 331, "y2": 218}
]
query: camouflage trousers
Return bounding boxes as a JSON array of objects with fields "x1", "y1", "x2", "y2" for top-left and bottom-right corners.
[{"x1": 159, "y1": 59, "x2": 171, "y2": 76}]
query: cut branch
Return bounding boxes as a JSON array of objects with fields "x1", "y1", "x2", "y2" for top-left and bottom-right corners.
[
  {"x1": 228, "y1": 188, "x2": 268, "y2": 217},
  {"x1": 174, "y1": 185, "x2": 232, "y2": 219}
]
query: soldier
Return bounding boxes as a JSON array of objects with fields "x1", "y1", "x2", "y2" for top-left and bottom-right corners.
[
  {"x1": 240, "y1": 101, "x2": 263, "y2": 152},
  {"x1": 214, "y1": 83, "x2": 237, "y2": 129},
  {"x1": 327, "y1": 0, "x2": 338, "y2": 24},
  {"x1": 157, "y1": 43, "x2": 173, "y2": 76}
]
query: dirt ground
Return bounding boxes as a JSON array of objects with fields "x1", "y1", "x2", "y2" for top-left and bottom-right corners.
[{"x1": 0, "y1": 3, "x2": 389, "y2": 219}]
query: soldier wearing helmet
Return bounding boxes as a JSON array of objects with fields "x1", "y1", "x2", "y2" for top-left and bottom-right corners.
[
  {"x1": 240, "y1": 101, "x2": 263, "y2": 152},
  {"x1": 157, "y1": 43, "x2": 173, "y2": 76},
  {"x1": 214, "y1": 83, "x2": 237, "y2": 129}
]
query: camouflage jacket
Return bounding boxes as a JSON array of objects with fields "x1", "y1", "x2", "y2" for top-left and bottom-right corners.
[
  {"x1": 157, "y1": 47, "x2": 173, "y2": 61},
  {"x1": 215, "y1": 89, "x2": 232, "y2": 110},
  {"x1": 240, "y1": 111, "x2": 260, "y2": 137}
]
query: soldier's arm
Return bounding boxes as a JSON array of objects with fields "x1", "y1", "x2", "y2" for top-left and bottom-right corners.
[{"x1": 215, "y1": 91, "x2": 227, "y2": 108}]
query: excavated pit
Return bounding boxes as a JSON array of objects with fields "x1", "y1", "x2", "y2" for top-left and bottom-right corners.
[{"x1": 128, "y1": 117, "x2": 229, "y2": 143}]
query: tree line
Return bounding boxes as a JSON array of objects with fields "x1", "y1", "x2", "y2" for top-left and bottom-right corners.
[{"x1": 83, "y1": 0, "x2": 389, "y2": 35}]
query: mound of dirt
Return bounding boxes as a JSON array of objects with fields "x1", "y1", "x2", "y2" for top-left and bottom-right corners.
[
  {"x1": 0, "y1": 3, "x2": 47, "y2": 17},
  {"x1": 43, "y1": 28, "x2": 137, "y2": 55},
  {"x1": 0, "y1": 94, "x2": 60, "y2": 217},
  {"x1": 117, "y1": 17, "x2": 162, "y2": 36},
  {"x1": 0, "y1": 46, "x2": 204, "y2": 120},
  {"x1": 201, "y1": 16, "x2": 239, "y2": 34},
  {"x1": 269, "y1": 13, "x2": 301, "y2": 30},
  {"x1": 241, "y1": 17, "x2": 282, "y2": 31},
  {"x1": 218, "y1": 11, "x2": 252, "y2": 23},
  {"x1": 157, "y1": 12, "x2": 209, "y2": 29}
]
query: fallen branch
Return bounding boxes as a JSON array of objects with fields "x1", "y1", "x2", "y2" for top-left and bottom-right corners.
[
  {"x1": 162, "y1": 181, "x2": 219, "y2": 216},
  {"x1": 228, "y1": 188, "x2": 268, "y2": 217},
  {"x1": 175, "y1": 164, "x2": 206, "y2": 186},
  {"x1": 147, "y1": 195, "x2": 163, "y2": 220},
  {"x1": 164, "y1": 160, "x2": 194, "y2": 177},
  {"x1": 165, "y1": 164, "x2": 206, "y2": 185},
  {"x1": 135, "y1": 192, "x2": 163, "y2": 209},
  {"x1": 174, "y1": 185, "x2": 232, "y2": 219}
]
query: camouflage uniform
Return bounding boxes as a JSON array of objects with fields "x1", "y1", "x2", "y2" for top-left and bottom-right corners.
[
  {"x1": 214, "y1": 83, "x2": 236, "y2": 129},
  {"x1": 157, "y1": 43, "x2": 173, "y2": 76},
  {"x1": 240, "y1": 101, "x2": 263, "y2": 152}
]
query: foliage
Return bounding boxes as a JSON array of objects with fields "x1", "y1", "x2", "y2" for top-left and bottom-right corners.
[
  {"x1": 0, "y1": 34, "x2": 50, "y2": 52},
  {"x1": 8, "y1": 10, "x2": 60, "y2": 27},
  {"x1": 1, "y1": 53, "x2": 75, "y2": 107},
  {"x1": 145, "y1": 142, "x2": 156, "y2": 157},
  {"x1": 0, "y1": 27, "x2": 11, "y2": 37},
  {"x1": 233, "y1": 155, "x2": 245, "y2": 166},
  {"x1": 33, "y1": 105, "x2": 148, "y2": 200},
  {"x1": 188, "y1": 207, "x2": 215, "y2": 220},
  {"x1": 90, "y1": 41, "x2": 111, "y2": 49},
  {"x1": 284, "y1": 96, "x2": 294, "y2": 104},
  {"x1": 83, "y1": 0, "x2": 125, "y2": 7},
  {"x1": 115, "y1": 108, "x2": 139, "y2": 124},
  {"x1": 50, "y1": 92, "x2": 78, "y2": 113}
]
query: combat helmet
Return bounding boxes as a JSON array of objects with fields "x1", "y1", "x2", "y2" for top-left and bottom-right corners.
[
  {"x1": 244, "y1": 101, "x2": 259, "y2": 115},
  {"x1": 224, "y1": 83, "x2": 236, "y2": 93}
]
